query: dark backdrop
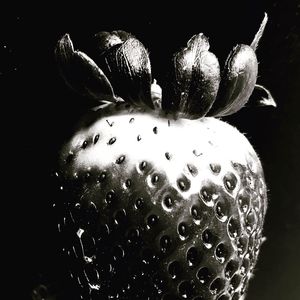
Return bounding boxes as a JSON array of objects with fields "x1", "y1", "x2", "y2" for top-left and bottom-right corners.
[{"x1": 2, "y1": 1, "x2": 299, "y2": 299}]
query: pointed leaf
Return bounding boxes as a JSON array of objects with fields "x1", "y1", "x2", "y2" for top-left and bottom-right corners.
[
  {"x1": 162, "y1": 34, "x2": 220, "y2": 118},
  {"x1": 55, "y1": 34, "x2": 115, "y2": 102},
  {"x1": 251, "y1": 13, "x2": 268, "y2": 51},
  {"x1": 55, "y1": 33, "x2": 74, "y2": 64},
  {"x1": 98, "y1": 36, "x2": 154, "y2": 109},
  {"x1": 208, "y1": 44, "x2": 258, "y2": 117},
  {"x1": 72, "y1": 50, "x2": 116, "y2": 101}
]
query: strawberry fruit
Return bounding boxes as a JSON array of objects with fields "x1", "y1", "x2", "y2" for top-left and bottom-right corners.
[{"x1": 53, "y1": 14, "x2": 274, "y2": 300}]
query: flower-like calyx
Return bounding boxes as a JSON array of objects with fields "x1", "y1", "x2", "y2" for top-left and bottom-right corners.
[{"x1": 55, "y1": 13, "x2": 275, "y2": 119}]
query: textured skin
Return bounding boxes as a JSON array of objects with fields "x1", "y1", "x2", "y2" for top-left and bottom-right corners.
[{"x1": 54, "y1": 103, "x2": 267, "y2": 300}]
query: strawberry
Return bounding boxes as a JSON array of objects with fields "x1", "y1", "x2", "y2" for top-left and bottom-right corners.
[{"x1": 53, "y1": 14, "x2": 275, "y2": 300}]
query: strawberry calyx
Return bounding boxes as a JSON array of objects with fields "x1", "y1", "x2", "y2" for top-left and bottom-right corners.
[{"x1": 55, "y1": 13, "x2": 275, "y2": 120}]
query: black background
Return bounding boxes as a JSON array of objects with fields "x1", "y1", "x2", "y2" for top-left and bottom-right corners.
[{"x1": 2, "y1": 1, "x2": 299, "y2": 299}]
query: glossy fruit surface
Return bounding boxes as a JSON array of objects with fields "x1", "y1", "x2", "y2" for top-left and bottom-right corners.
[{"x1": 54, "y1": 104, "x2": 267, "y2": 299}]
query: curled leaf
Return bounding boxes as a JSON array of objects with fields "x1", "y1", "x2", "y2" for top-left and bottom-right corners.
[
  {"x1": 208, "y1": 13, "x2": 270, "y2": 117},
  {"x1": 55, "y1": 34, "x2": 115, "y2": 102},
  {"x1": 249, "y1": 84, "x2": 276, "y2": 107},
  {"x1": 55, "y1": 33, "x2": 74, "y2": 64},
  {"x1": 93, "y1": 32, "x2": 154, "y2": 109},
  {"x1": 162, "y1": 34, "x2": 220, "y2": 119},
  {"x1": 208, "y1": 44, "x2": 258, "y2": 117}
]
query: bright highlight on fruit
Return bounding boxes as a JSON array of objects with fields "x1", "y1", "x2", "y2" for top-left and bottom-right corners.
[{"x1": 53, "y1": 13, "x2": 275, "y2": 300}]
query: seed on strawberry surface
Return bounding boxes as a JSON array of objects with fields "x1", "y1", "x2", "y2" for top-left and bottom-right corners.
[
  {"x1": 126, "y1": 228, "x2": 140, "y2": 243},
  {"x1": 65, "y1": 152, "x2": 74, "y2": 163},
  {"x1": 252, "y1": 196, "x2": 261, "y2": 212},
  {"x1": 97, "y1": 171, "x2": 107, "y2": 183},
  {"x1": 258, "y1": 178, "x2": 266, "y2": 196},
  {"x1": 108, "y1": 136, "x2": 116, "y2": 145},
  {"x1": 187, "y1": 246, "x2": 201, "y2": 268},
  {"x1": 165, "y1": 152, "x2": 171, "y2": 160},
  {"x1": 116, "y1": 155, "x2": 125, "y2": 164},
  {"x1": 228, "y1": 217, "x2": 241, "y2": 238},
  {"x1": 187, "y1": 163, "x2": 198, "y2": 176},
  {"x1": 248, "y1": 234, "x2": 256, "y2": 251},
  {"x1": 191, "y1": 205, "x2": 201, "y2": 224},
  {"x1": 93, "y1": 134, "x2": 100, "y2": 144},
  {"x1": 105, "y1": 190, "x2": 116, "y2": 205},
  {"x1": 135, "y1": 197, "x2": 144, "y2": 210},
  {"x1": 223, "y1": 172, "x2": 238, "y2": 191},
  {"x1": 151, "y1": 173, "x2": 160, "y2": 185},
  {"x1": 162, "y1": 196, "x2": 173, "y2": 210},
  {"x1": 215, "y1": 199, "x2": 229, "y2": 222},
  {"x1": 147, "y1": 214, "x2": 159, "y2": 227},
  {"x1": 237, "y1": 235, "x2": 248, "y2": 256},
  {"x1": 98, "y1": 261, "x2": 113, "y2": 278},
  {"x1": 139, "y1": 160, "x2": 148, "y2": 171},
  {"x1": 215, "y1": 243, "x2": 228, "y2": 264},
  {"x1": 245, "y1": 209, "x2": 257, "y2": 232},
  {"x1": 84, "y1": 171, "x2": 91, "y2": 181},
  {"x1": 84, "y1": 263, "x2": 100, "y2": 284},
  {"x1": 240, "y1": 257, "x2": 250, "y2": 276},
  {"x1": 81, "y1": 232, "x2": 96, "y2": 259},
  {"x1": 160, "y1": 235, "x2": 172, "y2": 253},
  {"x1": 168, "y1": 261, "x2": 182, "y2": 280},
  {"x1": 112, "y1": 245, "x2": 125, "y2": 261},
  {"x1": 178, "y1": 222, "x2": 189, "y2": 239},
  {"x1": 125, "y1": 178, "x2": 132, "y2": 188},
  {"x1": 210, "y1": 163, "x2": 221, "y2": 174},
  {"x1": 177, "y1": 175, "x2": 191, "y2": 191},
  {"x1": 209, "y1": 277, "x2": 225, "y2": 295},
  {"x1": 178, "y1": 280, "x2": 195, "y2": 299},
  {"x1": 230, "y1": 273, "x2": 242, "y2": 290},
  {"x1": 224, "y1": 259, "x2": 239, "y2": 279},
  {"x1": 197, "y1": 266, "x2": 213, "y2": 285},
  {"x1": 114, "y1": 209, "x2": 127, "y2": 225},
  {"x1": 202, "y1": 229, "x2": 215, "y2": 249},
  {"x1": 81, "y1": 140, "x2": 88, "y2": 149},
  {"x1": 238, "y1": 191, "x2": 250, "y2": 214},
  {"x1": 200, "y1": 185, "x2": 218, "y2": 207},
  {"x1": 246, "y1": 175, "x2": 255, "y2": 190}
]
